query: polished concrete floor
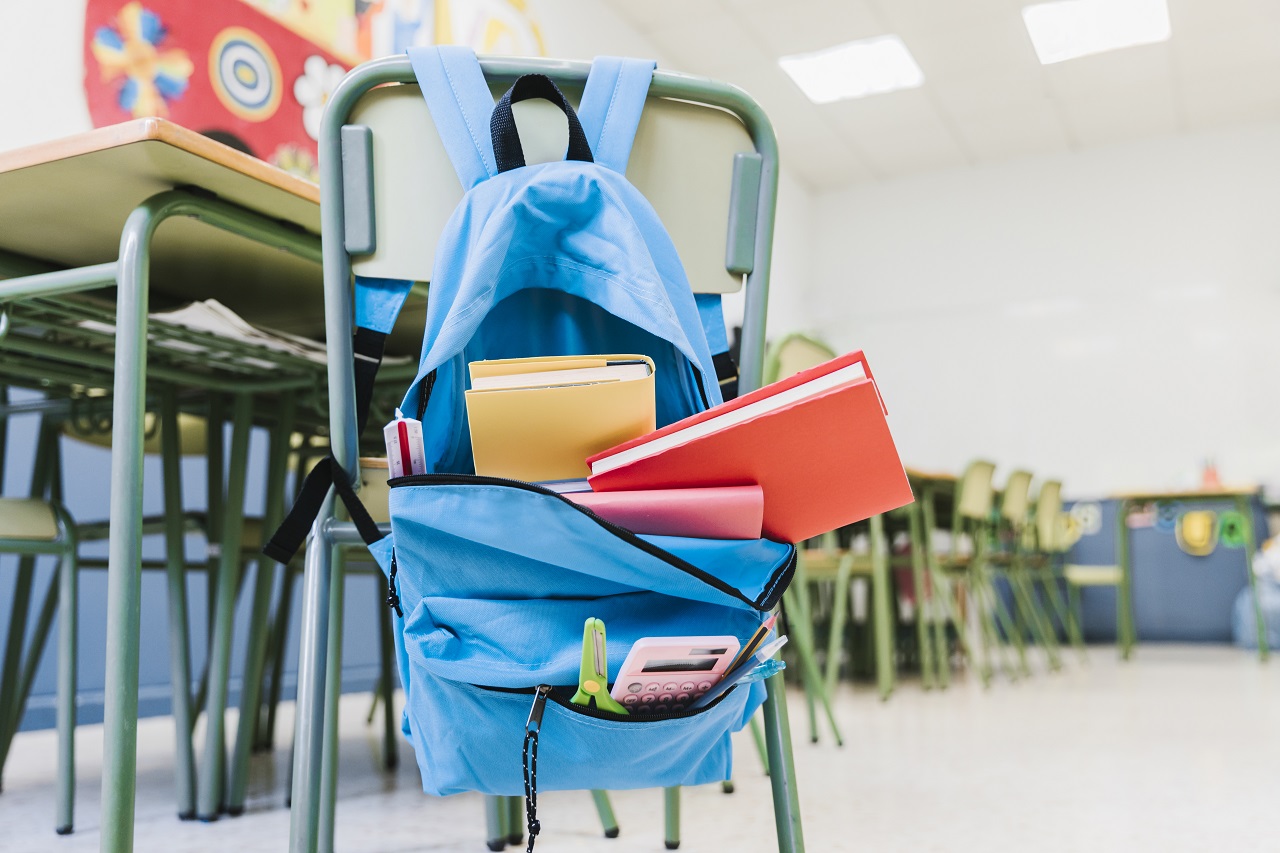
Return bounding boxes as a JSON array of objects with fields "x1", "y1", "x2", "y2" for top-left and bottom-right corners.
[{"x1": 2, "y1": 645, "x2": 1276, "y2": 852}]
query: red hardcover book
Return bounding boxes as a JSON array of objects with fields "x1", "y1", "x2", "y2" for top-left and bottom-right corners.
[
  {"x1": 586, "y1": 351, "x2": 913, "y2": 543},
  {"x1": 565, "y1": 485, "x2": 764, "y2": 539}
]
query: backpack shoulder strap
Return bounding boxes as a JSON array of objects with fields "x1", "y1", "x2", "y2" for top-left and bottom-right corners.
[
  {"x1": 407, "y1": 45, "x2": 497, "y2": 190},
  {"x1": 577, "y1": 56, "x2": 656, "y2": 174}
]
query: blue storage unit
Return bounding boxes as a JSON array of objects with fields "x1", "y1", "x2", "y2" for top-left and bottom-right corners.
[{"x1": 1065, "y1": 496, "x2": 1265, "y2": 643}]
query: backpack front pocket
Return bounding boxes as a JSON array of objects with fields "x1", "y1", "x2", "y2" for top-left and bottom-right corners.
[{"x1": 404, "y1": 673, "x2": 758, "y2": 796}]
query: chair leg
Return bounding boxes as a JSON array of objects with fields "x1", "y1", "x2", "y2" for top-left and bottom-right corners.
[
  {"x1": 869, "y1": 515, "x2": 895, "y2": 701},
  {"x1": 782, "y1": 589, "x2": 842, "y2": 746},
  {"x1": 159, "y1": 392, "x2": 198, "y2": 820},
  {"x1": 0, "y1": 556, "x2": 36, "y2": 778},
  {"x1": 504, "y1": 794, "x2": 523, "y2": 845},
  {"x1": 484, "y1": 796, "x2": 507, "y2": 851},
  {"x1": 906, "y1": 507, "x2": 936, "y2": 690},
  {"x1": 760, "y1": 674, "x2": 805, "y2": 853},
  {"x1": 259, "y1": 565, "x2": 299, "y2": 752},
  {"x1": 316, "y1": 549, "x2": 347, "y2": 853},
  {"x1": 821, "y1": 552, "x2": 853, "y2": 699},
  {"x1": 1066, "y1": 583, "x2": 1087, "y2": 659},
  {"x1": 196, "y1": 393, "x2": 255, "y2": 820},
  {"x1": 374, "y1": 575, "x2": 398, "y2": 771},
  {"x1": 56, "y1": 534, "x2": 78, "y2": 835},
  {"x1": 749, "y1": 715, "x2": 769, "y2": 775},
  {"x1": 664, "y1": 786, "x2": 681, "y2": 850},
  {"x1": 591, "y1": 790, "x2": 619, "y2": 838},
  {"x1": 1012, "y1": 571, "x2": 1060, "y2": 671}
]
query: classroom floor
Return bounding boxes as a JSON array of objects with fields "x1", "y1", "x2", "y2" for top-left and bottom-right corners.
[{"x1": 2, "y1": 645, "x2": 1276, "y2": 852}]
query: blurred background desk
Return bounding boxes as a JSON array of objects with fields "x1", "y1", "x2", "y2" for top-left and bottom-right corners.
[{"x1": 1067, "y1": 487, "x2": 1268, "y2": 660}]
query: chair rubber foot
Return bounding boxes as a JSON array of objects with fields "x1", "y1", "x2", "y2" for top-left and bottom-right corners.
[
  {"x1": 604, "y1": 828, "x2": 620, "y2": 838},
  {"x1": 56, "y1": 825, "x2": 73, "y2": 836},
  {"x1": 198, "y1": 814, "x2": 219, "y2": 823},
  {"x1": 226, "y1": 805, "x2": 245, "y2": 817},
  {"x1": 665, "y1": 841, "x2": 680, "y2": 850},
  {"x1": 506, "y1": 835, "x2": 523, "y2": 845},
  {"x1": 177, "y1": 811, "x2": 197, "y2": 821},
  {"x1": 721, "y1": 782, "x2": 735, "y2": 794},
  {"x1": 486, "y1": 841, "x2": 506, "y2": 851}
]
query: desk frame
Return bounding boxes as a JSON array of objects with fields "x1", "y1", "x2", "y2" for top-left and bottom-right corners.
[{"x1": 0, "y1": 189, "x2": 321, "y2": 853}]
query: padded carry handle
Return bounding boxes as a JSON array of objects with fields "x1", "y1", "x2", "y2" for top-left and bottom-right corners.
[{"x1": 491, "y1": 74, "x2": 594, "y2": 173}]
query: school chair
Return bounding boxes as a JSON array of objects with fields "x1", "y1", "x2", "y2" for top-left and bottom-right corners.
[
  {"x1": 284, "y1": 53, "x2": 808, "y2": 853},
  {"x1": 933, "y1": 459, "x2": 1023, "y2": 685},
  {"x1": 1026, "y1": 479, "x2": 1087, "y2": 660},
  {"x1": 0, "y1": 433, "x2": 77, "y2": 835},
  {"x1": 986, "y1": 470, "x2": 1061, "y2": 672}
]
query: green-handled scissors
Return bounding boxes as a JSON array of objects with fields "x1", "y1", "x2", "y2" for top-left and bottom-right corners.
[{"x1": 570, "y1": 617, "x2": 629, "y2": 715}]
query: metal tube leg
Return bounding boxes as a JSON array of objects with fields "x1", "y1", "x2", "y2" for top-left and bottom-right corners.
[
  {"x1": 56, "y1": 519, "x2": 79, "y2": 835},
  {"x1": 821, "y1": 553, "x2": 852, "y2": 698},
  {"x1": 591, "y1": 790, "x2": 619, "y2": 838},
  {"x1": 260, "y1": 565, "x2": 298, "y2": 751},
  {"x1": 500, "y1": 795, "x2": 521, "y2": 845},
  {"x1": 289, "y1": 509, "x2": 335, "y2": 853},
  {"x1": 749, "y1": 715, "x2": 769, "y2": 775},
  {"x1": 761, "y1": 675, "x2": 805, "y2": 853},
  {"x1": 869, "y1": 515, "x2": 895, "y2": 701},
  {"x1": 100, "y1": 202, "x2": 160, "y2": 853},
  {"x1": 664, "y1": 786, "x2": 681, "y2": 850},
  {"x1": 1116, "y1": 501, "x2": 1135, "y2": 661},
  {"x1": 1236, "y1": 495, "x2": 1267, "y2": 661},
  {"x1": 0, "y1": 557, "x2": 36, "y2": 777},
  {"x1": 158, "y1": 392, "x2": 197, "y2": 820},
  {"x1": 906, "y1": 507, "x2": 936, "y2": 690},
  {"x1": 374, "y1": 574, "x2": 398, "y2": 771},
  {"x1": 228, "y1": 399, "x2": 296, "y2": 814},
  {"x1": 196, "y1": 393, "x2": 254, "y2": 820},
  {"x1": 484, "y1": 796, "x2": 506, "y2": 851},
  {"x1": 316, "y1": 548, "x2": 346, "y2": 853}
]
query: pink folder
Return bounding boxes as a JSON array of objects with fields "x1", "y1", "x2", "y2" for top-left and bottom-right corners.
[{"x1": 564, "y1": 485, "x2": 764, "y2": 540}]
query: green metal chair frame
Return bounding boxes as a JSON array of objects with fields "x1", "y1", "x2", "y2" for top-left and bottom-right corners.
[{"x1": 287, "y1": 55, "x2": 808, "y2": 853}]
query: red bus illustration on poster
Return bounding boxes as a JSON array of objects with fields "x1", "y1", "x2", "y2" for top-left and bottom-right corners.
[{"x1": 82, "y1": 0, "x2": 355, "y2": 180}]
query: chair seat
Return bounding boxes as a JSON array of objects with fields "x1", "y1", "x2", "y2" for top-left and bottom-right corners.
[
  {"x1": 0, "y1": 498, "x2": 60, "y2": 540},
  {"x1": 1064, "y1": 564, "x2": 1123, "y2": 586}
]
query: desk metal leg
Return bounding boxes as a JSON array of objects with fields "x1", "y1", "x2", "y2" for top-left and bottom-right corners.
[
  {"x1": 227, "y1": 397, "x2": 296, "y2": 815},
  {"x1": 158, "y1": 391, "x2": 197, "y2": 820},
  {"x1": 290, "y1": 506, "x2": 336, "y2": 853},
  {"x1": 869, "y1": 514, "x2": 895, "y2": 701},
  {"x1": 55, "y1": 506, "x2": 79, "y2": 835},
  {"x1": 1236, "y1": 495, "x2": 1268, "y2": 662},
  {"x1": 1116, "y1": 501, "x2": 1136, "y2": 660},
  {"x1": 197, "y1": 393, "x2": 254, "y2": 820},
  {"x1": 317, "y1": 547, "x2": 346, "y2": 853}
]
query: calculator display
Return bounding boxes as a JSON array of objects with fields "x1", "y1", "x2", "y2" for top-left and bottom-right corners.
[{"x1": 641, "y1": 658, "x2": 719, "y2": 673}]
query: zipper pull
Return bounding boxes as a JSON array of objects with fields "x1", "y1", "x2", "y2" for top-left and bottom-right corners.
[
  {"x1": 526, "y1": 684, "x2": 551, "y2": 734},
  {"x1": 386, "y1": 550, "x2": 404, "y2": 618}
]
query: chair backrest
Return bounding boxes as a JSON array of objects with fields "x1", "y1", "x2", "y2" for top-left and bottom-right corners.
[
  {"x1": 346, "y1": 78, "x2": 755, "y2": 300},
  {"x1": 1000, "y1": 469, "x2": 1033, "y2": 528},
  {"x1": 1035, "y1": 479, "x2": 1064, "y2": 550},
  {"x1": 321, "y1": 56, "x2": 782, "y2": 475},
  {"x1": 762, "y1": 333, "x2": 836, "y2": 385},
  {"x1": 954, "y1": 459, "x2": 997, "y2": 525}
]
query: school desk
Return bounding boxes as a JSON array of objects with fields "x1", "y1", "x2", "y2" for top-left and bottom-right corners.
[{"x1": 0, "y1": 118, "x2": 328, "y2": 852}]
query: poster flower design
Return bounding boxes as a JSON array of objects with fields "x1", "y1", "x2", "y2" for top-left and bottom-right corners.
[
  {"x1": 91, "y1": 2, "x2": 194, "y2": 117},
  {"x1": 294, "y1": 54, "x2": 346, "y2": 141}
]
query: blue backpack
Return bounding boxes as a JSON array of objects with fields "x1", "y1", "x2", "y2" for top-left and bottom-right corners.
[{"x1": 269, "y1": 45, "x2": 795, "y2": 814}]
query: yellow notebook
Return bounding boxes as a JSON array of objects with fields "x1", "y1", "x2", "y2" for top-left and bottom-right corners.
[{"x1": 465, "y1": 355, "x2": 657, "y2": 482}]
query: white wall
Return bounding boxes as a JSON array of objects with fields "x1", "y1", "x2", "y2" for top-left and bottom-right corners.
[
  {"x1": 809, "y1": 120, "x2": 1280, "y2": 497},
  {"x1": 0, "y1": 0, "x2": 91, "y2": 151}
]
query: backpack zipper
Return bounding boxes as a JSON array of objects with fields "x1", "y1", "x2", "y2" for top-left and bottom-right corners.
[
  {"x1": 387, "y1": 472, "x2": 795, "y2": 612},
  {"x1": 507, "y1": 682, "x2": 737, "y2": 723}
]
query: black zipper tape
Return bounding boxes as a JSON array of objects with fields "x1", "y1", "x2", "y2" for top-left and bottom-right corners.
[
  {"x1": 491, "y1": 682, "x2": 738, "y2": 723},
  {"x1": 387, "y1": 472, "x2": 796, "y2": 612}
]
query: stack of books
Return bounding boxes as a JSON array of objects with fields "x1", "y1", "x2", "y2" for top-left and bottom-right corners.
[{"x1": 461, "y1": 350, "x2": 914, "y2": 543}]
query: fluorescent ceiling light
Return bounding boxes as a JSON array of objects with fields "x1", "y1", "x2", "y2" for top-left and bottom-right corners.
[
  {"x1": 779, "y1": 35, "x2": 924, "y2": 104},
  {"x1": 1022, "y1": 0, "x2": 1171, "y2": 65}
]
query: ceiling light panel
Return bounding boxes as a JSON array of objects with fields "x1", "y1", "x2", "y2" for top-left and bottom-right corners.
[
  {"x1": 1022, "y1": 0, "x2": 1171, "y2": 65},
  {"x1": 779, "y1": 35, "x2": 925, "y2": 104}
]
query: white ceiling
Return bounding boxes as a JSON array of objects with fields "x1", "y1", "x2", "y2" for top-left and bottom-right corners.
[{"x1": 597, "y1": 0, "x2": 1280, "y2": 189}]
